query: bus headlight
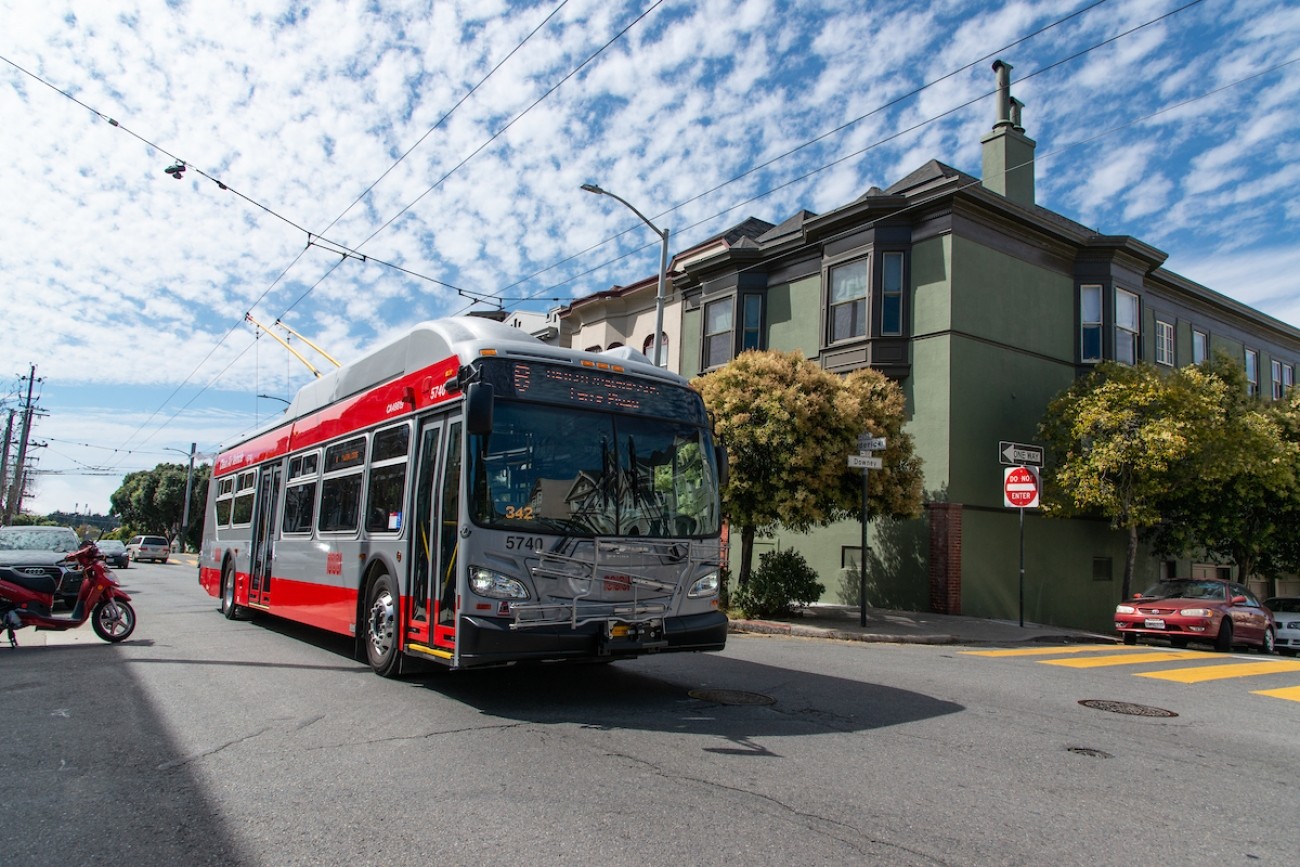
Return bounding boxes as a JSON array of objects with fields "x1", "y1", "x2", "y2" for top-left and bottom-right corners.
[
  {"x1": 469, "y1": 567, "x2": 530, "y2": 600},
  {"x1": 688, "y1": 571, "x2": 720, "y2": 598}
]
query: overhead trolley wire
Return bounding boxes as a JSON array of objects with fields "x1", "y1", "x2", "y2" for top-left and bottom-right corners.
[{"x1": 498, "y1": 0, "x2": 1212, "y2": 308}]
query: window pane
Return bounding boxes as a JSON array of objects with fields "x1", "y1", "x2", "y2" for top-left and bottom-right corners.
[
  {"x1": 1080, "y1": 285, "x2": 1102, "y2": 323},
  {"x1": 282, "y1": 482, "x2": 317, "y2": 534},
  {"x1": 881, "y1": 253, "x2": 903, "y2": 336},
  {"x1": 1081, "y1": 326, "x2": 1102, "y2": 362},
  {"x1": 1115, "y1": 289, "x2": 1138, "y2": 330},
  {"x1": 705, "y1": 298, "x2": 733, "y2": 334},
  {"x1": 319, "y1": 474, "x2": 362, "y2": 532},
  {"x1": 374, "y1": 426, "x2": 409, "y2": 462},
  {"x1": 365, "y1": 464, "x2": 407, "y2": 533},
  {"x1": 830, "y1": 260, "x2": 868, "y2": 303},
  {"x1": 1193, "y1": 330, "x2": 1208, "y2": 364}
]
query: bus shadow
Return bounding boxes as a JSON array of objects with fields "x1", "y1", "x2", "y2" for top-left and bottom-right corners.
[{"x1": 415, "y1": 655, "x2": 964, "y2": 743}]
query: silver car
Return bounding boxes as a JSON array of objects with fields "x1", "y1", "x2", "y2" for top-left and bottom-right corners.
[
  {"x1": 1265, "y1": 597, "x2": 1300, "y2": 656},
  {"x1": 126, "y1": 535, "x2": 170, "y2": 563}
]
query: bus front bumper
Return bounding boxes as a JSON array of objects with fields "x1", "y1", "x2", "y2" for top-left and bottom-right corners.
[{"x1": 454, "y1": 610, "x2": 728, "y2": 668}]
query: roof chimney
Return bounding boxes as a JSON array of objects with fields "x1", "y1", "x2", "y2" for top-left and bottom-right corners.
[{"x1": 981, "y1": 60, "x2": 1036, "y2": 206}]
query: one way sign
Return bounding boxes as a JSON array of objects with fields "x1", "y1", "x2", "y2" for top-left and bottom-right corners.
[{"x1": 999, "y1": 440, "x2": 1043, "y2": 467}]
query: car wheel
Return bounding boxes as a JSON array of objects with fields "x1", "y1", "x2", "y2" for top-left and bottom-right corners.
[
  {"x1": 1122, "y1": 632, "x2": 1137, "y2": 646},
  {"x1": 1214, "y1": 618, "x2": 1234, "y2": 653},
  {"x1": 1259, "y1": 628, "x2": 1274, "y2": 655}
]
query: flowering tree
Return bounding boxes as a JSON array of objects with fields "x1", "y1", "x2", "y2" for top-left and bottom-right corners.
[
  {"x1": 1039, "y1": 361, "x2": 1232, "y2": 599},
  {"x1": 693, "y1": 350, "x2": 923, "y2": 589}
]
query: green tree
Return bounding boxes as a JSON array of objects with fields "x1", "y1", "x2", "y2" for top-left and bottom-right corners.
[
  {"x1": 1038, "y1": 362, "x2": 1228, "y2": 599},
  {"x1": 110, "y1": 462, "x2": 211, "y2": 550},
  {"x1": 693, "y1": 350, "x2": 923, "y2": 589},
  {"x1": 1146, "y1": 354, "x2": 1299, "y2": 586}
]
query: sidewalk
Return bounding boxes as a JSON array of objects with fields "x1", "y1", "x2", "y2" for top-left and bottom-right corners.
[{"x1": 729, "y1": 604, "x2": 1118, "y2": 646}]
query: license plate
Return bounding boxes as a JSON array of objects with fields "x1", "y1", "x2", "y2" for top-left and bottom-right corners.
[{"x1": 1144, "y1": 618, "x2": 1166, "y2": 629}]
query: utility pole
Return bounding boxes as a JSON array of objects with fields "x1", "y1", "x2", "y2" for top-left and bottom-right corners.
[
  {"x1": 0, "y1": 409, "x2": 14, "y2": 521},
  {"x1": 180, "y1": 442, "x2": 196, "y2": 552},
  {"x1": 6, "y1": 365, "x2": 39, "y2": 522}
]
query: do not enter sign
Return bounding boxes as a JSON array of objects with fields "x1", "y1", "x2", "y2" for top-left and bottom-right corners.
[{"x1": 1004, "y1": 466, "x2": 1040, "y2": 509}]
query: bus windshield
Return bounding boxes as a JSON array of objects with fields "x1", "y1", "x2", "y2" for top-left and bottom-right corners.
[{"x1": 469, "y1": 399, "x2": 720, "y2": 538}]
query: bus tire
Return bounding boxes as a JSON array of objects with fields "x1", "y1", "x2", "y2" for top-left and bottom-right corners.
[
  {"x1": 364, "y1": 572, "x2": 401, "y2": 677},
  {"x1": 220, "y1": 561, "x2": 243, "y2": 621}
]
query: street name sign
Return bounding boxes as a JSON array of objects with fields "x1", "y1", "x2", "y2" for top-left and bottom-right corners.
[
  {"x1": 849, "y1": 455, "x2": 883, "y2": 470},
  {"x1": 858, "y1": 435, "x2": 888, "y2": 452},
  {"x1": 1003, "y1": 465, "x2": 1040, "y2": 509},
  {"x1": 999, "y1": 440, "x2": 1044, "y2": 466}
]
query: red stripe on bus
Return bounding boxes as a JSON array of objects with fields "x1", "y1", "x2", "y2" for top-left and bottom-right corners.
[{"x1": 214, "y1": 357, "x2": 461, "y2": 477}]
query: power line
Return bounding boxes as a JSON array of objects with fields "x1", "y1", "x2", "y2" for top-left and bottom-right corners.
[{"x1": 502, "y1": 0, "x2": 1213, "y2": 308}]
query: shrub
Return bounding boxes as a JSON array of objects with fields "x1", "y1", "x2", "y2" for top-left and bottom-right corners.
[{"x1": 733, "y1": 548, "x2": 824, "y2": 619}]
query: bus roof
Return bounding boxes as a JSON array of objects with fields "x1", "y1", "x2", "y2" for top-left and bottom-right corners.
[{"x1": 285, "y1": 316, "x2": 681, "y2": 420}]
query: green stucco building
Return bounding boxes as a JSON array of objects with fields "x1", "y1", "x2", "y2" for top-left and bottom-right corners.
[{"x1": 554, "y1": 63, "x2": 1300, "y2": 632}]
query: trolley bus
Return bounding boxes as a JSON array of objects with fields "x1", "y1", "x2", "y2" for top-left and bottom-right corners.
[{"x1": 199, "y1": 316, "x2": 728, "y2": 675}]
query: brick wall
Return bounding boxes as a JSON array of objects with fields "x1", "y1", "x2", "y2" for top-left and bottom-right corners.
[{"x1": 928, "y1": 502, "x2": 963, "y2": 615}]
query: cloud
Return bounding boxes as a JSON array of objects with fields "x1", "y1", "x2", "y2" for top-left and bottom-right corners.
[{"x1": 3, "y1": 0, "x2": 1297, "y2": 514}]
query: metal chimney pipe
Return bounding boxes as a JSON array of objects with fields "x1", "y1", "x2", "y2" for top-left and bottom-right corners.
[
  {"x1": 1010, "y1": 97, "x2": 1024, "y2": 132},
  {"x1": 992, "y1": 60, "x2": 1013, "y2": 128}
]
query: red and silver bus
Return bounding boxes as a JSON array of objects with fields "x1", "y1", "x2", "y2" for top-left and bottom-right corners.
[{"x1": 199, "y1": 316, "x2": 728, "y2": 674}]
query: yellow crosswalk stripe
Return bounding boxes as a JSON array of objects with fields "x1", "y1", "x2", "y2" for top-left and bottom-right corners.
[
  {"x1": 1137, "y1": 659, "x2": 1300, "y2": 683},
  {"x1": 1253, "y1": 685, "x2": 1300, "y2": 702},
  {"x1": 1042, "y1": 651, "x2": 1193, "y2": 668},
  {"x1": 961, "y1": 646, "x2": 1129, "y2": 658}
]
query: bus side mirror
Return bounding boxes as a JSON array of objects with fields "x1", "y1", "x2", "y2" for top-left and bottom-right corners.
[
  {"x1": 715, "y1": 444, "x2": 729, "y2": 489},
  {"x1": 465, "y1": 382, "x2": 494, "y2": 435}
]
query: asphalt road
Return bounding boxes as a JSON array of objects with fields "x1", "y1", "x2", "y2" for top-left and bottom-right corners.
[{"x1": 2, "y1": 560, "x2": 1296, "y2": 866}]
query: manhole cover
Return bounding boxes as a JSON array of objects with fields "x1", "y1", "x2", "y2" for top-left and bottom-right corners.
[
  {"x1": 1066, "y1": 746, "x2": 1113, "y2": 759},
  {"x1": 688, "y1": 688, "x2": 776, "y2": 706},
  {"x1": 1078, "y1": 699, "x2": 1177, "y2": 718}
]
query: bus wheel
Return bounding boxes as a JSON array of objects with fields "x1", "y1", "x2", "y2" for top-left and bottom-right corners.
[
  {"x1": 364, "y1": 573, "x2": 401, "y2": 677},
  {"x1": 220, "y1": 562, "x2": 242, "y2": 620}
]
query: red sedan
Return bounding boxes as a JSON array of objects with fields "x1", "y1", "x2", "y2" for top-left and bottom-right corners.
[{"x1": 1115, "y1": 578, "x2": 1275, "y2": 653}]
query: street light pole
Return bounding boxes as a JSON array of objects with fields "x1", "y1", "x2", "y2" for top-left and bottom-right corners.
[
  {"x1": 581, "y1": 183, "x2": 670, "y2": 368},
  {"x1": 163, "y1": 444, "x2": 198, "y2": 553},
  {"x1": 181, "y1": 442, "x2": 196, "y2": 553}
]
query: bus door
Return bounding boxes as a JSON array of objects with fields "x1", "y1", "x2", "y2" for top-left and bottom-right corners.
[
  {"x1": 248, "y1": 463, "x2": 282, "y2": 607},
  {"x1": 433, "y1": 421, "x2": 463, "y2": 650},
  {"x1": 406, "y1": 419, "x2": 443, "y2": 647}
]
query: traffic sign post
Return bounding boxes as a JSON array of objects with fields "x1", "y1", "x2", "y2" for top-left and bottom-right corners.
[
  {"x1": 848, "y1": 433, "x2": 887, "y2": 627},
  {"x1": 1002, "y1": 465, "x2": 1040, "y2": 628}
]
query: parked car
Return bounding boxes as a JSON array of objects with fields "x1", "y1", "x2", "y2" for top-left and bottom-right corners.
[
  {"x1": 0, "y1": 525, "x2": 84, "y2": 606},
  {"x1": 96, "y1": 539, "x2": 130, "y2": 569},
  {"x1": 125, "y1": 534, "x2": 170, "y2": 563},
  {"x1": 1115, "y1": 578, "x2": 1275, "y2": 653},
  {"x1": 1264, "y1": 597, "x2": 1300, "y2": 656}
]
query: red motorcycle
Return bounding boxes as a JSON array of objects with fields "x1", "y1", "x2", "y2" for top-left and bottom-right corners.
[{"x1": 1, "y1": 541, "x2": 136, "y2": 647}]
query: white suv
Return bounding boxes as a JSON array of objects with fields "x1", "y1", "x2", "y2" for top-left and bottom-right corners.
[{"x1": 126, "y1": 535, "x2": 170, "y2": 563}]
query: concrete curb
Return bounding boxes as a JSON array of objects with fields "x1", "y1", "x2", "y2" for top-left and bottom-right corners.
[
  {"x1": 727, "y1": 618, "x2": 1118, "y2": 646},
  {"x1": 729, "y1": 619, "x2": 963, "y2": 645}
]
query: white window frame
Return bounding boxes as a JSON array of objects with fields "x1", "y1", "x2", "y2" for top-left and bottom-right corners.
[
  {"x1": 1192, "y1": 329, "x2": 1208, "y2": 364},
  {"x1": 1245, "y1": 349, "x2": 1259, "y2": 397},
  {"x1": 1155, "y1": 319, "x2": 1174, "y2": 366},
  {"x1": 1114, "y1": 288, "x2": 1139, "y2": 365},
  {"x1": 1080, "y1": 284, "x2": 1103, "y2": 363}
]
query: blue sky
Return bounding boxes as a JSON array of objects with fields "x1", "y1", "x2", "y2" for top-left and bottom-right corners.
[{"x1": 2, "y1": 0, "x2": 1298, "y2": 515}]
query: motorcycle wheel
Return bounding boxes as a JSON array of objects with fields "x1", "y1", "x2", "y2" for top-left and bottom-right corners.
[{"x1": 91, "y1": 599, "x2": 136, "y2": 643}]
